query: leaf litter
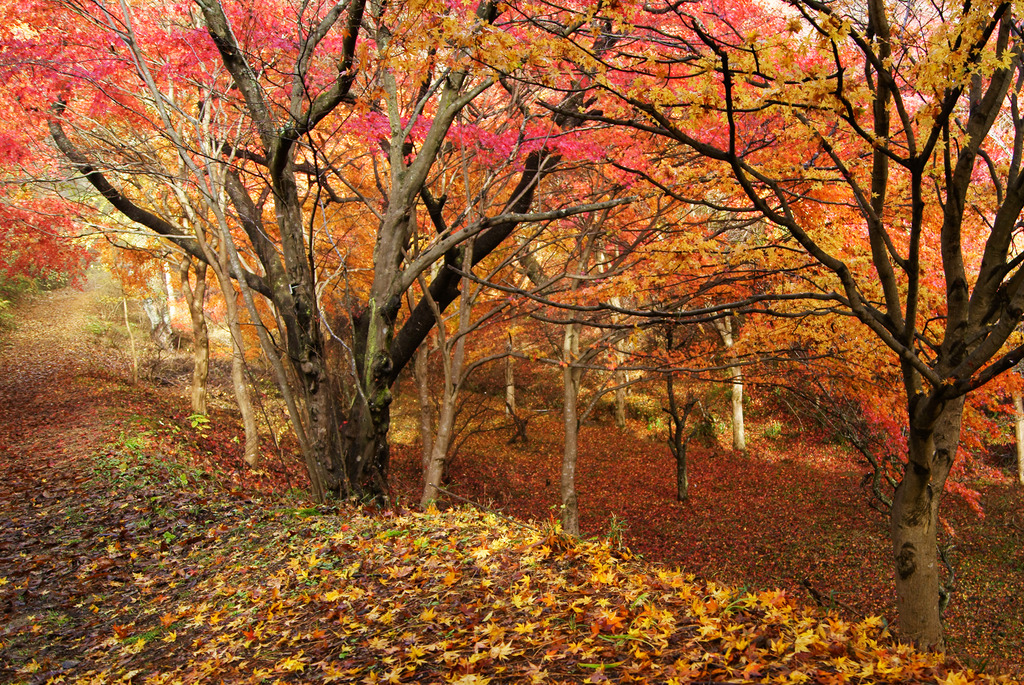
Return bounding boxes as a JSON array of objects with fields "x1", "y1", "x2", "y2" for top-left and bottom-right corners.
[{"x1": 0, "y1": 287, "x2": 1019, "y2": 684}]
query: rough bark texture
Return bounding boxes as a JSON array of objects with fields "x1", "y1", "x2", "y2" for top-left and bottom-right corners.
[
  {"x1": 891, "y1": 397, "x2": 963, "y2": 651},
  {"x1": 141, "y1": 297, "x2": 172, "y2": 352}
]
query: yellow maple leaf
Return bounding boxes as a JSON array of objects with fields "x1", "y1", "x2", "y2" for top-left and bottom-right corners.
[
  {"x1": 792, "y1": 630, "x2": 816, "y2": 654},
  {"x1": 275, "y1": 652, "x2": 307, "y2": 672},
  {"x1": 18, "y1": 660, "x2": 41, "y2": 674},
  {"x1": 449, "y1": 675, "x2": 491, "y2": 684},
  {"x1": 161, "y1": 631, "x2": 177, "y2": 643},
  {"x1": 124, "y1": 638, "x2": 146, "y2": 655},
  {"x1": 490, "y1": 641, "x2": 516, "y2": 660}
]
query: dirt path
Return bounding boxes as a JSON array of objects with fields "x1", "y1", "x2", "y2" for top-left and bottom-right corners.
[
  {"x1": 0, "y1": 283, "x2": 128, "y2": 521},
  {"x1": 0, "y1": 284, "x2": 120, "y2": 452},
  {"x1": 0, "y1": 284, "x2": 143, "y2": 680}
]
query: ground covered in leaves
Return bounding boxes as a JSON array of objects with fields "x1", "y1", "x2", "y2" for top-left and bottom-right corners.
[
  {"x1": 1, "y1": 285, "x2": 1021, "y2": 684},
  {"x1": 388, "y1": 415, "x2": 1024, "y2": 677}
]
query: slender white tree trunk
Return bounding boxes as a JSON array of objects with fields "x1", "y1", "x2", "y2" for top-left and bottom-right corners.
[
  {"x1": 163, "y1": 261, "x2": 177, "y2": 325},
  {"x1": 122, "y1": 294, "x2": 138, "y2": 384},
  {"x1": 713, "y1": 315, "x2": 745, "y2": 451},
  {"x1": 1015, "y1": 393, "x2": 1024, "y2": 486}
]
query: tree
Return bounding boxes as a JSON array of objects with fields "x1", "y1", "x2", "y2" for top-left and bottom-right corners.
[
  {"x1": 663, "y1": 325, "x2": 701, "y2": 501},
  {"x1": 550, "y1": 0, "x2": 1024, "y2": 648},
  {"x1": 712, "y1": 314, "x2": 746, "y2": 451},
  {"x1": 8, "y1": 0, "x2": 626, "y2": 501},
  {"x1": 179, "y1": 257, "x2": 210, "y2": 416}
]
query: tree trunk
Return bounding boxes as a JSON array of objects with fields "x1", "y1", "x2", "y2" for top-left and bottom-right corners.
[
  {"x1": 676, "y1": 448, "x2": 689, "y2": 501},
  {"x1": 162, "y1": 261, "x2": 177, "y2": 325},
  {"x1": 713, "y1": 315, "x2": 745, "y2": 451},
  {"x1": 421, "y1": 390, "x2": 457, "y2": 507},
  {"x1": 614, "y1": 374, "x2": 628, "y2": 429},
  {"x1": 420, "y1": 336, "x2": 466, "y2": 507},
  {"x1": 415, "y1": 344, "x2": 434, "y2": 470},
  {"x1": 665, "y1": 364, "x2": 697, "y2": 502},
  {"x1": 179, "y1": 257, "x2": 209, "y2": 416},
  {"x1": 345, "y1": 290, "x2": 402, "y2": 499},
  {"x1": 192, "y1": 221, "x2": 260, "y2": 469},
  {"x1": 122, "y1": 294, "x2": 138, "y2": 384},
  {"x1": 421, "y1": 243, "x2": 475, "y2": 508},
  {"x1": 891, "y1": 396, "x2": 963, "y2": 650},
  {"x1": 729, "y1": 370, "x2": 745, "y2": 450},
  {"x1": 214, "y1": 276, "x2": 260, "y2": 468},
  {"x1": 1014, "y1": 393, "x2": 1024, "y2": 486},
  {"x1": 142, "y1": 296, "x2": 172, "y2": 351},
  {"x1": 505, "y1": 334, "x2": 516, "y2": 415},
  {"x1": 561, "y1": 321, "x2": 582, "y2": 536},
  {"x1": 609, "y1": 296, "x2": 628, "y2": 429}
]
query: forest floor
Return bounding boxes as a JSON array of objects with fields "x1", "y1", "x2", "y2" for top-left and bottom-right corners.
[
  {"x1": 0, "y1": 280, "x2": 1021, "y2": 683},
  {"x1": 388, "y1": 403, "x2": 1024, "y2": 677}
]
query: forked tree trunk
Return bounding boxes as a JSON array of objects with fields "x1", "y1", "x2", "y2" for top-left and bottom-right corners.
[
  {"x1": 1014, "y1": 393, "x2": 1024, "y2": 486},
  {"x1": 665, "y1": 370, "x2": 697, "y2": 502},
  {"x1": 179, "y1": 257, "x2": 209, "y2": 415},
  {"x1": 891, "y1": 396, "x2": 964, "y2": 650},
  {"x1": 199, "y1": 237, "x2": 260, "y2": 469}
]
